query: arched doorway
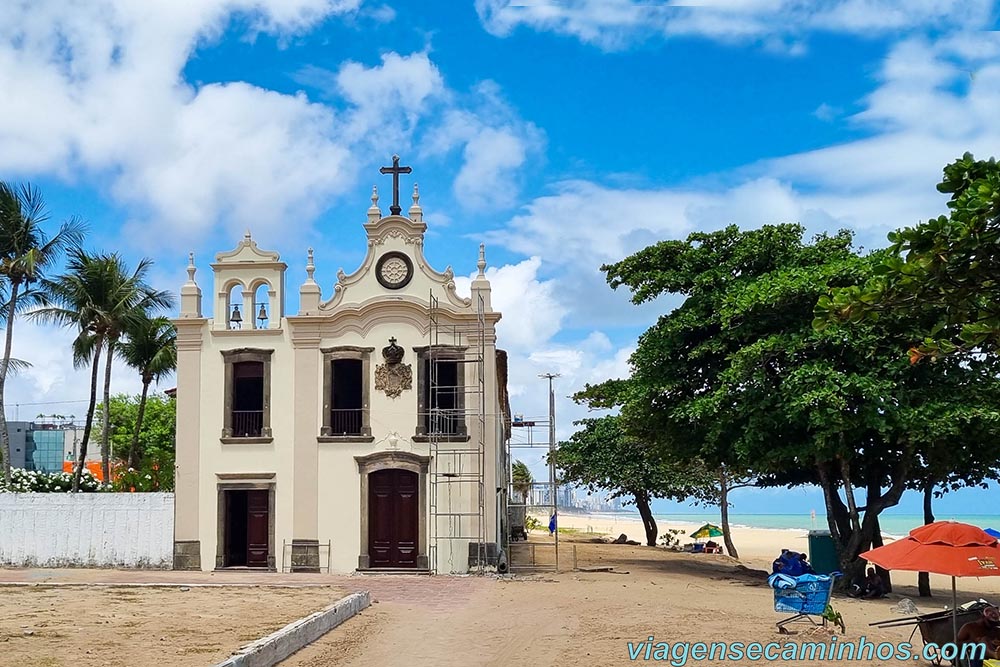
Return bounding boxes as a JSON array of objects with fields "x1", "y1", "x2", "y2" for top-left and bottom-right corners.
[{"x1": 368, "y1": 468, "x2": 419, "y2": 568}]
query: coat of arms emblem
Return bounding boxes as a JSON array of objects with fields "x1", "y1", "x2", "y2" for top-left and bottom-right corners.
[{"x1": 374, "y1": 337, "x2": 412, "y2": 399}]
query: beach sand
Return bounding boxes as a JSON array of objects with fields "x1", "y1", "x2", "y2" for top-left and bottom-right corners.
[{"x1": 554, "y1": 511, "x2": 1000, "y2": 596}]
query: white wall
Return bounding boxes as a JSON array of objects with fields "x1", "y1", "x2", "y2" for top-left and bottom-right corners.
[{"x1": 0, "y1": 493, "x2": 173, "y2": 568}]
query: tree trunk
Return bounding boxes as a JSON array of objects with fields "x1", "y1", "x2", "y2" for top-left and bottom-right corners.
[
  {"x1": 840, "y1": 514, "x2": 881, "y2": 589},
  {"x1": 634, "y1": 493, "x2": 658, "y2": 546},
  {"x1": 819, "y1": 450, "x2": 911, "y2": 591},
  {"x1": 819, "y1": 463, "x2": 877, "y2": 587},
  {"x1": 838, "y1": 455, "x2": 862, "y2": 534},
  {"x1": 871, "y1": 515, "x2": 892, "y2": 593},
  {"x1": 128, "y1": 378, "x2": 151, "y2": 469},
  {"x1": 100, "y1": 338, "x2": 114, "y2": 484},
  {"x1": 817, "y1": 463, "x2": 843, "y2": 553},
  {"x1": 0, "y1": 280, "x2": 20, "y2": 487},
  {"x1": 74, "y1": 339, "x2": 103, "y2": 492},
  {"x1": 719, "y1": 469, "x2": 739, "y2": 559},
  {"x1": 918, "y1": 483, "x2": 935, "y2": 597}
]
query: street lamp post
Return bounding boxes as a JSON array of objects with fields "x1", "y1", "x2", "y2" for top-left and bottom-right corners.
[{"x1": 538, "y1": 372, "x2": 559, "y2": 565}]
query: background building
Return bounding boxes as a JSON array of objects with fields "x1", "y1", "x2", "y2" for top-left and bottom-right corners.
[{"x1": 4, "y1": 417, "x2": 95, "y2": 474}]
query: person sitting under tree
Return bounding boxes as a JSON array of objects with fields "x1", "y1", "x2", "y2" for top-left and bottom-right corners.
[{"x1": 849, "y1": 567, "x2": 886, "y2": 599}]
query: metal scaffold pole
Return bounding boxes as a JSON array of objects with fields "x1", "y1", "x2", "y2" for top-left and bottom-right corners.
[
  {"x1": 502, "y1": 373, "x2": 560, "y2": 573},
  {"x1": 427, "y1": 289, "x2": 488, "y2": 574}
]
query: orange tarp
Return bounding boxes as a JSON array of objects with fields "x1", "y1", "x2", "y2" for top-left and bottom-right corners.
[{"x1": 62, "y1": 460, "x2": 105, "y2": 481}]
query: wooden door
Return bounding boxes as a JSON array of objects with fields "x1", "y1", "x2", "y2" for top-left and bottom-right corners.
[
  {"x1": 368, "y1": 469, "x2": 419, "y2": 568},
  {"x1": 246, "y1": 490, "x2": 270, "y2": 568}
]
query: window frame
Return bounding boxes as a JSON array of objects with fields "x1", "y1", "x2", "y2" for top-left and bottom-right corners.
[
  {"x1": 320, "y1": 346, "x2": 375, "y2": 442},
  {"x1": 221, "y1": 348, "x2": 274, "y2": 444},
  {"x1": 413, "y1": 345, "x2": 470, "y2": 442}
]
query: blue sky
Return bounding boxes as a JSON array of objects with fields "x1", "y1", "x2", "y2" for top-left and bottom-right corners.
[{"x1": 2, "y1": 0, "x2": 999, "y2": 513}]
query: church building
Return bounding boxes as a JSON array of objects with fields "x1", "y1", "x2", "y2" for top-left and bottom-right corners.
[{"x1": 171, "y1": 160, "x2": 511, "y2": 573}]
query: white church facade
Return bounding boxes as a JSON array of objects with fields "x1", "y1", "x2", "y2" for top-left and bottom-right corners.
[{"x1": 171, "y1": 162, "x2": 511, "y2": 573}]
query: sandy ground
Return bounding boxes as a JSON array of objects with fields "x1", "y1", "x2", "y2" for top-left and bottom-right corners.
[
  {"x1": 0, "y1": 583, "x2": 344, "y2": 667},
  {"x1": 5, "y1": 516, "x2": 1000, "y2": 667},
  {"x1": 281, "y1": 535, "x2": 1000, "y2": 667}
]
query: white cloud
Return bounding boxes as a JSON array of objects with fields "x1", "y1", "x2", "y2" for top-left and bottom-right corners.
[
  {"x1": 492, "y1": 33, "x2": 1000, "y2": 258},
  {"x1": 335, "y1": 52, "x2": 447, "y2": 150},
  {"x1": 475, "y1": 0, "x2": 996, "y2": 51},
  {"x1": 0, "y1": 2, "x2": 539, "y2": 247},
  {"x1": 451, "y1": 255, "x2": 634, "y2": 447},
  {"x1": 0, "y1": 0, "x2": 364, "y2": 243},
  {"x1": 813, "y1": 103, "x2": 840, "y2": 122},
  {"x1": 115, "y1": 83, "x2": 350, "y2": 239},
  {"x1": 423, "y1": 82, "x2": 545, "y2": 210},
  {"x1": 455, "y1": 257, "x2": 566, "y2": 351},
  {"x1": 4, "y1": 320, "x2": 154, "y2": 420}
]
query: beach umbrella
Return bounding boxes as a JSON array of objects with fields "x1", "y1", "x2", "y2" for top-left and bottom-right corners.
[
  {"x1": 985, "y1": 528, "x2": 1000, "y2": 540},
  {"x1": 690, "y1": 523, "x2": 724, "y2": 540},
  {"x1": 860, "y1": 521, "x2": 1000, "y2": 642}
]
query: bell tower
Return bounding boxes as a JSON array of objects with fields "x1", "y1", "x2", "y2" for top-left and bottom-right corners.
[{"x1": 210, "y1": 231, "x2": 286, "y2": 331}]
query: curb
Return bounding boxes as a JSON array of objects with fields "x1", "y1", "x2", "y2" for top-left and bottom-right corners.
[{"x1": 213, "y1": 591, "x2": 371, "y2": 667}]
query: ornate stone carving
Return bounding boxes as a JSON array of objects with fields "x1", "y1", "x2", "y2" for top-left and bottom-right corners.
[
  {"x1": 375, "y1": 362, "x2": 412, "y2": 398},
  {"x1": 375, "y1": 337, "x2": 411, "y2": 399},
  {"x1": 382, "y1": 337, "x2": 404, "y2": 364}
]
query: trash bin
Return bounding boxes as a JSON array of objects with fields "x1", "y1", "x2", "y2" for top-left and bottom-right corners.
[{"x1": 807, "y1": 529, "x2": 839, "y2": 575}]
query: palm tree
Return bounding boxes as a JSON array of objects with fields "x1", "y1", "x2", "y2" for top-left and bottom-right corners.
[
  {"x1": 118, "y1": 315, "x2": 176, "y2": 469},
  {"x1": 33, "y1": 250, "x2": 173, "y2": 490},
  {"x1": 0, "y1": 183, "x2": 85, "y2": 484}
]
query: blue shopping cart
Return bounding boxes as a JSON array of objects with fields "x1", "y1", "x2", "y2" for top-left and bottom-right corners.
[{"x1": 769, "y1": 572, "x2": 842, "y2": 633}]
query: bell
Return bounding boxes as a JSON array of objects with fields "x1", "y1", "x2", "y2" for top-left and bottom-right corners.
[
  {"x1": 229, "y1": 304, "x2": 242, "y2": 329},
  {"x1": 257, "y1": 303, "x2": 268, "y2": 327}
]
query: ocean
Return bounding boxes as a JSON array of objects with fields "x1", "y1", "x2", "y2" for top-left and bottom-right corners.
[{"x1": 649, "y1": 513, "x2": 1000, "y2": 538}]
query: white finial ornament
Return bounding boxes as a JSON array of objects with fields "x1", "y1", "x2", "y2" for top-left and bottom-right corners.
[
  {"x1": 368, "y1": 185, "x2": 382, "y2": 222},
  {"x1": 244, "y1": 229, "x2": 252, "y2": 242},
  {"x1": 186, "y1": 252, "x2": 197, "y2": 283},
  {"x1": 408, "y1": 182, "x2": 423, "y2": 222},
  {"x1": 306, "y1": 247, "x2": 316, "y2": 282},
  {"x1": 477, "y1": 243, "x2": 487, "y2": 277}
]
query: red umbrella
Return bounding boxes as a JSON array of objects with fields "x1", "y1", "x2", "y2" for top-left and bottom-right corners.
[{"x1": 860, "y1": 521, "x2": 1000, "y2": 641}]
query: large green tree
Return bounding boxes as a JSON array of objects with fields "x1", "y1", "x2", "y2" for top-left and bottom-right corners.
[
  {"x1": 33, "y1": 250, "x2": 173, "y2": 490},
  {"x1": 102, "y1": 393, "x2": 176, "y2": 491},
  {"x1": 0, "y1": 183, "x2": 84, "y2": 484},
  {"x1": 118, "y1": 315, "x2": 176, "y2": 469},
  {"x1": 555, "y1": 415, "x2": 716, "y2": 546},
  {"x1": 584, "y1": 224, "x2": 1000, "y2": 583},
  {"x1": 818, "y1": 153, "x2": 1000, "y2": 360}
]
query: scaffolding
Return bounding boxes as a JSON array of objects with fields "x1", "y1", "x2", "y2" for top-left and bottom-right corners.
[
  {"x1": 503, "y1": 377, "x2": 559, "y2": 573},
  {"x1": 427, "y1": 291, "x2": 488, "y2": 574}
]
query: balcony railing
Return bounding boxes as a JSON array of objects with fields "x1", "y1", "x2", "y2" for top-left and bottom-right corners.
[
  {"x1": 425, "y1": 408, "x2": 465, "y2": 436},
  {"x1": 231, "y1": 410, "x2": 264, "y2": 437},
  {"x1": 329, "y1": 408, "x2": 364, "y2": 436}
]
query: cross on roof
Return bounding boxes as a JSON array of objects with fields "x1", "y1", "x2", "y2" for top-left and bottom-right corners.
[{"x1": 379, "y1": 155, "x2": 412, "y2": 216}]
